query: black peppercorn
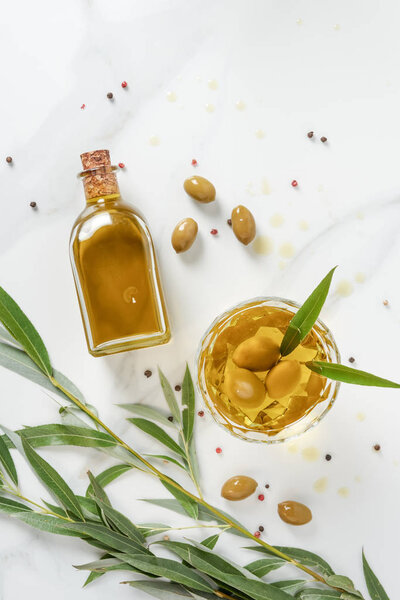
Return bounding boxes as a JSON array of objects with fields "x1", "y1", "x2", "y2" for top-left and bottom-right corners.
[
  {"x1": 175, "y1": 385, "x2": 181, "y2": 392},
  {"x1": 6, "y1": 156, "x2": 12, "y2": 164},
  {"x1": 30, "y1": 201, "x2": 37, "y2": 208},
  {"x1": 144, "y1": 369, "x2": 152, "y2": 378},
  {"x1": 325, "y1": 454, "x2": 332, "y2": 461},
  {"x1": 348, "y1": 357, "x2": 355, "y2": 363},
  {"x1": 307, "y1": 131, "x2": 314, "y2": 138},
  {"x1": 258, "y1": 525, "x2": 264, "y2": 532},
  {"x1": 320, "y1": 136, "x2": 328, "y2": 143},
  {"x1": 107, "y1": 92, "x2": 113, "y2": 99},
  {"x1": 168, "y1": 416, "x2": 174, "y2": 422}
]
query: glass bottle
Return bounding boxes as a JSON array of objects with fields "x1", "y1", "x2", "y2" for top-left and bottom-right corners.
[{"x1": 70, "y1": 149, "x2": 170, "y2": 357}]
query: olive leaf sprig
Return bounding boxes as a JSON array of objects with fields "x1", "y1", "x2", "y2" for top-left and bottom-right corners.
[
  {"x1": 0, "y1": 285, "x2": 391, "y2": 598},
  {"x1": 280, "y1": 268, "x2": 400, "y2": 389},
  {"x1": 0, "y1": 418, "x2": 390, "y2": 600}
]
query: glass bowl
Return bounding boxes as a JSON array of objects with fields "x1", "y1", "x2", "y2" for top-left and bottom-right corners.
[{"x1": 196, "y1": 297, "x2": 340, "y2": 444}]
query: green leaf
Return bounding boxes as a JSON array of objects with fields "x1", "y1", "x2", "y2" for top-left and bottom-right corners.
[
  {"x1": 244, "y1": 546, "x2": 334, "y2": 579},
  {"x1": 0, "y1": 325, "x2": 23, "y2": 348},
  {"x1": 63, "y1": 522, "x2": 148, "y2": 554},
  {"x1": 201, "y1": 534, "x2": 219, "y2": 549},
  {"x1": 128, "y1": 418, "x2": 186, "y2": 459},
  {"x1": 306, "y1": 362, "x2": 400, "y2": 389},
  {"x1": 87, "y1": 471, "x2": 111, "y2": 506},
  {"x1": 144, "y1": 454, "x2": 186, "y2": 469},
  {"x1": 120, "y1": 555, "x2": 213, "y2": 593},
  {"x1": 75, "y1": 495, "x2": 102, "y2": 520},
  {"x1": 362, "y1": 551, "x2": 390, "y2": 600},
  {"x1": 0, "y1": 433, "x2": 18, "y2": 484},
  {"x1": 75, "y1": 556, "x2": 139, "y2": 574},
  {"x1": 298, "y1": 591, "x2": 341, "y2": 599},
  {"x1": 21, "y1": 437, "x2": 85, "y2": 520},
  {"x1": 325, "y1": 576, "x2": 362, "y2": 597},
  {"x1": 280, "y1": 267, "x2": 337, "y2": 356},
  {"x1": 91, "y1": 496, "x2": 146, "y2": 545},
  {"x1": 85, "y1": 463, "x2": 132, "y2": 497},
  {"x1": 161, "y1": 480, "x2": 199, "y2": 519},
  {"x1": 118, "y1": 403, "x2": 176, "y2": 428},
  {"x1": 123, "y1": 580, "x2": 212, "y2": 600},
  {"x1": 2, "y1": 424, "x2": 115, "y2": 450},
  {"x1": 15, "y1": 512, "x2": 83, "y2": 536},
  {"x1": 245, "y1": 557, "x2": 285, "y2": 577},
  {"x1": 181, "y1": 365, "x2": 195, "y2": 443},
  {"x1": 0, "y1": 496, "x2": 32, "y2": 514},
  {"x1": 0, "y1": 287, "x2": 52, "y2": 375},
  {"x1": 138, "y1": 522, "x2": 172, "y2": 537},
  {"x1": 83, "y1": 571, "x2": 104, "y2": 586},
  {"x1": 159, "y1": 369, "x2": 181, "y2": 422},
  {"x1": 272, "y1": 580, "x2": 306, "y2": 595},
  {"x1": 42, "y1": 500, "x2": 69, "y2": 518},
  {"x1": 158, "y1": 541, "x2": 291, "y2": 600}
]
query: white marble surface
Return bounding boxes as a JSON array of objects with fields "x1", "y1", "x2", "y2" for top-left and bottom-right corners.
[{"x1": 0, "y1": 0, "x2": 400, "y2": 597}]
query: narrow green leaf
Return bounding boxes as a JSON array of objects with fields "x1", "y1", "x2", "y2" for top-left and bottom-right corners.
[
  {"x1": 15, "y1": 512, "x2": 83, "y2": 536},
  {"x1": 181, "y1": 365, "x2": 195, "y2": 443},
  {"x1": 298, "y1": 591, "x2": 341, "y2": 599},
  {"x1": 244, "y1": 546, "x2": 334, "y2": 579},
  {"x1": 85, "y1": 463, "x2": 132, "y2": 497},
  {"x1": 118, "y1": 403, "x2": 176, "y2": 428},
  {"x1": 306, "y1": 362, "x2": 400, "y2": 389},
  {"x1": 325, "y1": 576, "x2": 362, "y2": 597},
  {"x1": 144, "y1": 454, "x2": 186, "y2": 469},
  {"x1": 0, "y1": 496, "x2": 32, "y2": 514},
  {"x1": 272, "y1": 580, "x2": 306, "y2": 595},
  {"x1": 245, "y1": 557, "x2": 285, "y2": 577},
  {"x1": 201, "y1": 534, "x2": 219, "y2": 549},
  {"x1": 138, "y1": 522, "x2": 172, "y2": 537},
  {"x1": 42, "y1": 500, "x2": 69, "y2": 518},
  {"x1": 158, "y1": 369, "x2": 181, "y2": 422},
  {"x1": 0, "y1": 434, "x2": 18, "y2": 484},
  {"x1": 128, "y1": 418, "x2": 186, "y2": 458},
  {"x1": 21, "y1": 437, "x2": 85, "y2": 521},
  {"x1": 0, "y1": 325, "x2": 23, "y2": 348},
  {"x1": 280, "y1": 267, "x2": 337, "y2": 356},
  {"x1": 2, "y1": 424, "x2": 115, "y2": 450},
  {"x1": 75, "y1": 495, "x2": 102, "y2": 520},
  {"x1": 161, "y1": 480, "x2": 199, "y2": 519},
  {"x1": 91, "y1": 496, "x2": 146, "y2": 545},
  {"x1": 87, "y1": 471, "x2": 111, "y2": 506},
  {"x1": 0, "y1": 287, "x2": 52, "y2": 375},
  {"x1": 120, "y1": 555, "x2": 213, "y2": 593},
  {"x1": 362, "y1": 551, "x2": 390, "y2": 600},
  {"x1": 75, "y1": 556, "x2": 139, "y2": 574},
  {"x1": 83, "y1": 571, "x2": 104, "y2": 586},
  {"x1": 123, "y1": 580, "x2": 210, "y2": 600},
  {"x1": 62, "y1": 522, "x2": 148, "y2": 554}
]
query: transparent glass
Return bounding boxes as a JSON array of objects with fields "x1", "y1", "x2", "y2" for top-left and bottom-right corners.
[
  {"x1": 196, "y1": 297, "x2": 340, "y2": 443},
  {"x1": 70, "y1": 180, "x2": 170, "y2": 357}
]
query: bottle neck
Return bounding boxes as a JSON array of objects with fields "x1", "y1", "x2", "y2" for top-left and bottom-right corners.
[{"x1": 79, "y1": 165, "x2": 120, "y2": 204}]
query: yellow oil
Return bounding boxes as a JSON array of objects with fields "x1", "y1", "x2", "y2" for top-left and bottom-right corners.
[
  {"x1": 70, "y1": 194, "x2": 170, "y2": 356},
  {"x1": 199, "y1": 303, "x2": 331, "y2": 436}
]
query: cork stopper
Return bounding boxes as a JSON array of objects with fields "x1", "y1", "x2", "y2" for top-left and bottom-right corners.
[{"x1": 79, "y1": 149, "x2": 119, "y2": 200}]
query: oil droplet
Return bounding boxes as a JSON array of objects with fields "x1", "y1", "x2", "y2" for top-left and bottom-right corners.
[
  {"x1": 255, "y1": 129, "x2": 265, "y2": 139},
  {"x1": 338, "y1": 486, "x2": 349, "y2": 498},
  {"x1": 253, "y1": 235, "x2": 274, "y2": 255},
  {"x1": 299, "y1": 220, "x2": 309, "y2": 231},
  {"x1": 261, "y1": 178, "x2": 271, "y2": 195},
  {"x1": 336, "y1": 279, "x2": 353, "y2": 297},
  {"x1": 296, "y1": 18, "x2": 303, "y2": 25},
  {"x1": 270, "y1": 214, "x2": 284, "y2": 228},
  {"x1": 287, "y1": 442, "x2": 298, "y2": 454},
  {"x1": 208, "y1": 79, "x2": 218, "y2": 90},
  {"x1": 313, "y1": 477, "x2": 328, "y2": 493},
  {"x1": 149, "y1": 135, "x2": 160, "y2": 146},
  {"x1": 333, "y1": 24, "x2": 341, "y2": 31},
  {"x1": 354, "y1": 475, "x2": 362, "y2": 483},
  {"x1": 356, "y1": 412, "x2": 366, "y2": 422},
  {"x1": 317, "y1": 184, "x2": 324, "y2": 192},
  {"x1": 279, "y1": 260, "x2": 286, "y2": 270},
  {"x1": 357, "y1": 211, "x2": 365, "y2": 220},
  {"x1": 166, "y1": 91, "x2": 177, "y2": 102},
  {"x1": 279, "y1": 243, "x2": 295, "y2": 259},
  {"x1": 205, "y1": 103, "x2": 215, "y2": 113},
  {"x1": 355, "y1": 272, "x2": 366, "y2": 283},
  {"x1": 235, "y1": 100, "x2": 246, "y2": 111},
  {"x1": 246, "y1": 182, "x2": 256, "y2": 197},
  {"x1": 302, "y1": 447, "x2": 320, "y2": 462}
]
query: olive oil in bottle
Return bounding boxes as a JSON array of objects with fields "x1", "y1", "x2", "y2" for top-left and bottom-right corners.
[{"x1": 70, "y1": 149, "x2": 170, "y2": 356}]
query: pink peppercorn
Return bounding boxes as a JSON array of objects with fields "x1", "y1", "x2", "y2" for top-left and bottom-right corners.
[
  {"x1": 121, "y1": 81, "x2": 128, "y2": 88},
  {"x1": 258, "y1": 494, "x2": 265, "y2": 501},
  {"x1": 80, "y1": 104, "x2": 86, "y2": 110},
  {"x1": 118, "y1": 162, "x2": 125, "y2": 169},
  {"x1": 191, "y1": 159, "x2": 198, "y2": 166},
  {"x1": 210, "y1": 229, "x2": 218, "y2": 235},
  {"x1": 216, "y1": 447, "x2": 222, "y2": 454},
  {"x1": 254, "y1": 531, "x2": 261, "y2": 538},
  {"x1": 291, "y1": 180, "x2": 298, "y2": 187}
]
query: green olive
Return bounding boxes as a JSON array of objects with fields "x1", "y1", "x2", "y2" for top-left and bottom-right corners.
[
  {"x1": 184, "y1": 176, "x2": 216, "y2": 203},
  {"x1": 278, "y1": 500, "x2": 312, "y2": 525},
  {"x1": 231, "y1": 205, "x2": 256, "y2": 245},
  {"x1": 221, "y1": 475, "x2": 258, "y2": 501},
  {"x1": 171, "y1": 218, "x2": 198, "y2": 253},
  {"x1": 265, "y1": 360, "x2": 301, "y2": 399},
  {"x1": 225, "y1": 368, "x2": 265, "y2": 410},
  {"x1": 232, "y1": 336, "x2": 280, "y2": 371}
]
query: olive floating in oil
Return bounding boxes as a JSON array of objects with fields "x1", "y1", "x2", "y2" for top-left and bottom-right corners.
[
  {"x1": 233, "y1": 336, "x2": 280, "y2": 371},
  {"x1": 225, "y1": 368, "x2": 266, "y2": 411},
  {"x1": 171, "y1": 218, "x2": 198, "y2": 253},
  {"x1": 278, "y1": 500, "x2": 312, "y2": 525},
  {"x1": 265, "y1": 360, "x2": 301, "y2": 399},
  {"x1": 231, "y1": 205, "x2": 256, "y2": 245},
  {"x1": 184, "y1": 176, "x2": 216, "y2": 203},
  {"x1": 221, "y1": 475, "x2": 258, "y2": 501}
]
